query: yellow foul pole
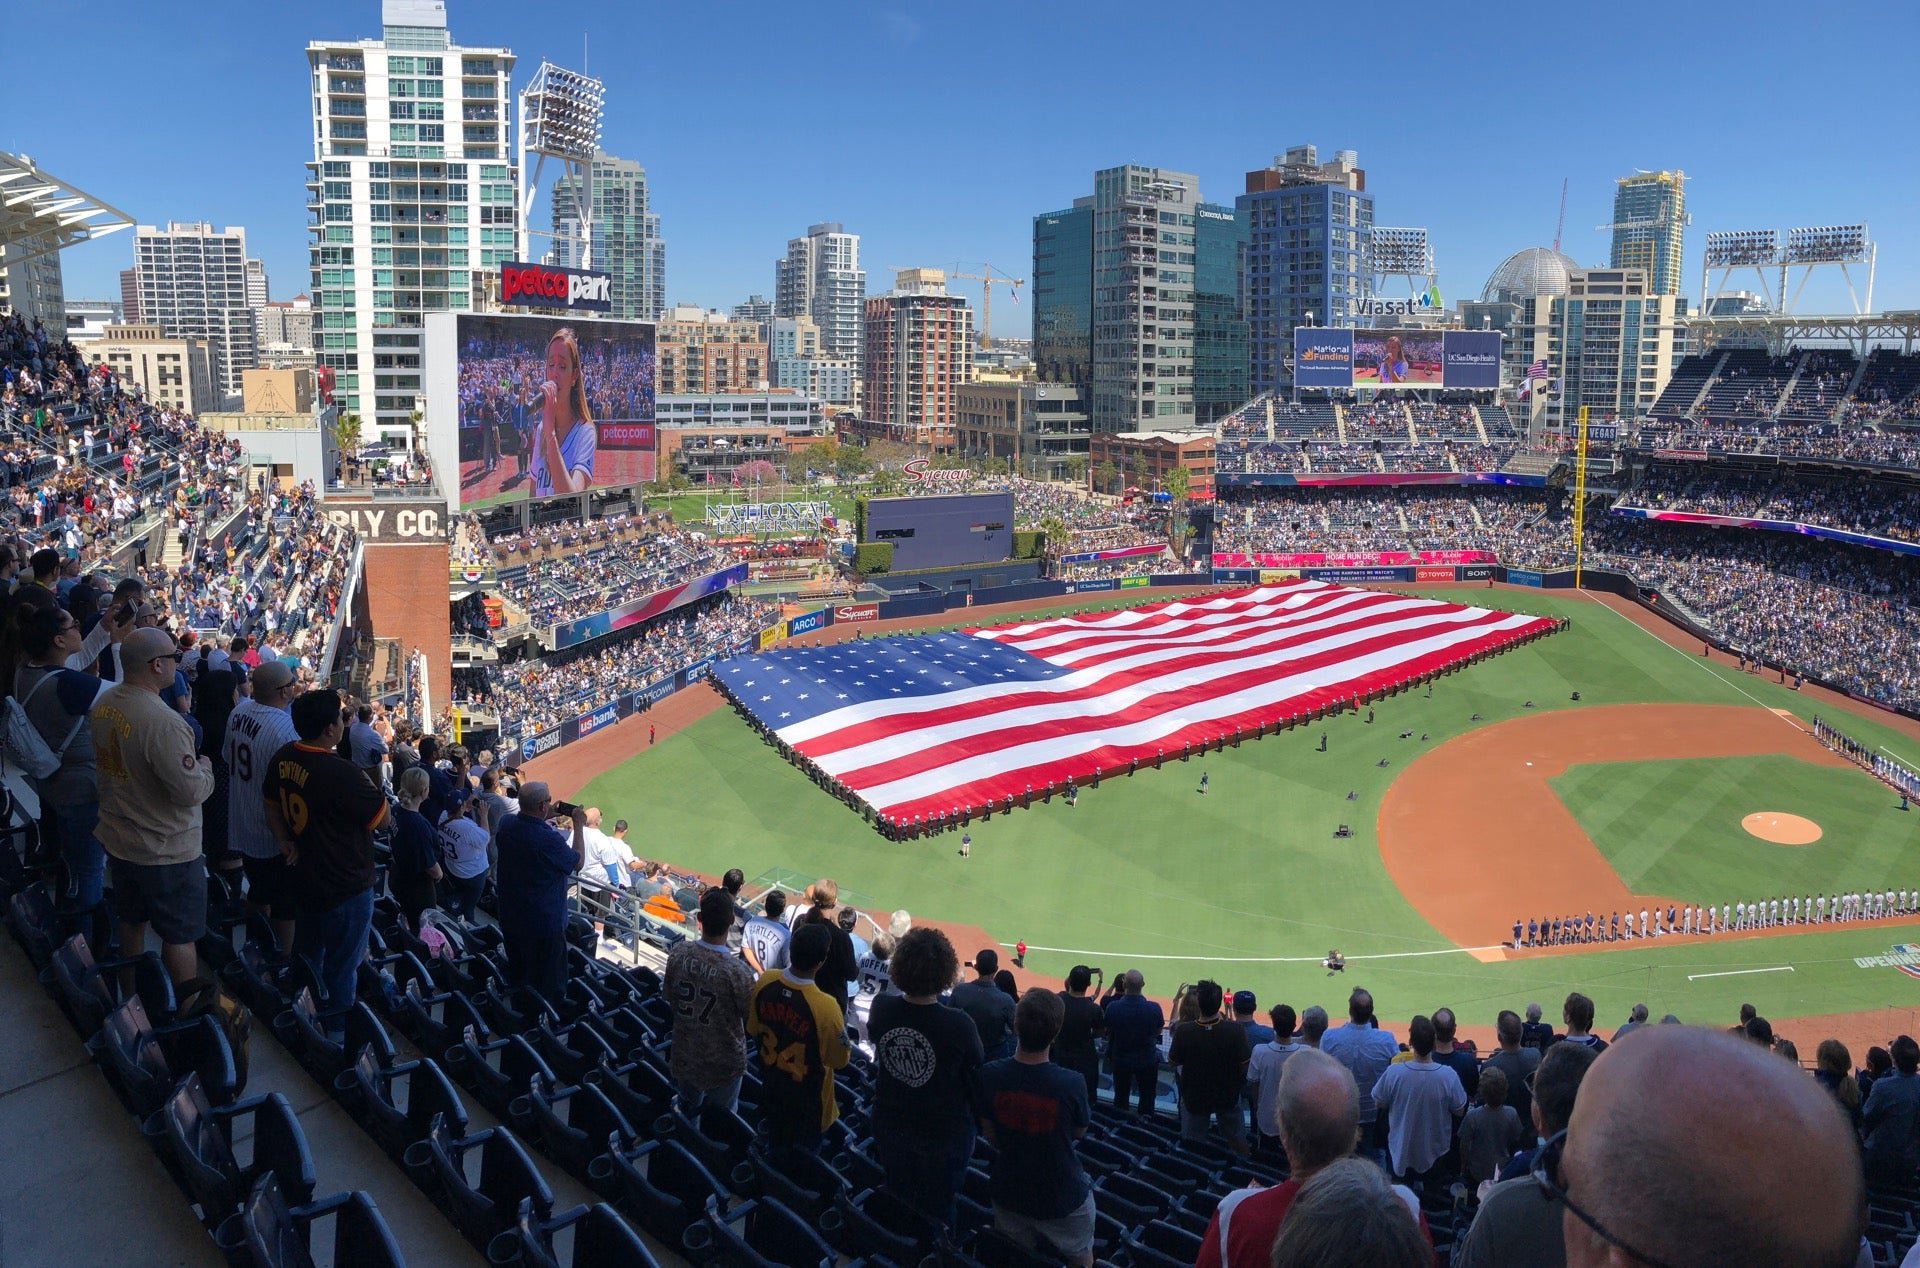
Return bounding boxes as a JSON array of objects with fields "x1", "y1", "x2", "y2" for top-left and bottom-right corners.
[{"x1": 1572, "y1": 405, "x2": 1591, "y2": 589}]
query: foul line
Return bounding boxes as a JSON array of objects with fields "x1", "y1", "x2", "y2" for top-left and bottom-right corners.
[
  {"x1": 1881, "y1": 744, "x2": 1918, "y2": 767},
  {"x1": 1686, "y1": 965, "x2": 1796, "y2": 982},
  {"x1": 1013, "y1": 943, "x2": 1502, "y2": 964},
  {"x1": 1582, "y1": 593, "x2": 1807, "y2": 735}
]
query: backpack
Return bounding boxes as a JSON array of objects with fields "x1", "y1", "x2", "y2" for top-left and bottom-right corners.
[
  {"x1": 3, "y1": 671, "x2": 85, "y2": 781},
  {"x1": 175, "y1": 975, "x2": 252, "y2": 1094}
]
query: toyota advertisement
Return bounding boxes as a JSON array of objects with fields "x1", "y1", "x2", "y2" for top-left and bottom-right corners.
[
  {"x1": 454, "y1": 311, "x2": 656, "y2": 509},
  {"x1": 1293, "y1": 328, "x2": 1504, "y2": 391}
]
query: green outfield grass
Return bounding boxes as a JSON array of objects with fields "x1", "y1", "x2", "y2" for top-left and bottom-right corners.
[
  {"x1": 1553, "y1": 755, "x2": 1915, "y2": 904},
  {"x1": 574, "y1": 586, "x2": 1920, "y2": 1030}
]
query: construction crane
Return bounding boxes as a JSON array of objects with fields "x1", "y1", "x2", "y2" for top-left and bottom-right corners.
[
  {"x1": 949, "y1": 263, "x2": 1025, "y2": 352},
  {"x1": 1553, "y1": 178, "x2": 1568, "y2": 254}
]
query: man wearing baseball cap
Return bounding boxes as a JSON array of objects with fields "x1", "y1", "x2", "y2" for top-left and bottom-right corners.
[
  {"x1": 1233, "y1": 990, "x2": 1275, "y2": 1046},
  {"x1": 223, "y1": 658, "x2": 300, "y2": 951},
  {"x1": 950, "y1": 947, "x2": 1017, "y2": 1062}
]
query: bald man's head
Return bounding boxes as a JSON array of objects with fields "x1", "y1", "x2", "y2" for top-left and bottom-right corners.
[
  {"x1": 1276, "y1": 1048, "x2": 1361, "y2": 1176},
  {"x1": 1560, "y1": 1026, "x2": 1863, "y2": 1268}
]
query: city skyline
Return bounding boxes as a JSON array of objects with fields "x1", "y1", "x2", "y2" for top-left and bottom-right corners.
[{"x1": 7, "y1": 0, "x2": 1917, "y2": 333}]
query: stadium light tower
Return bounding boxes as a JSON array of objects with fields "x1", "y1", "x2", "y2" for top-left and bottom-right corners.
[
  {"x1": 517, "y1": 61, "x2": 605, "y2": 268},
  {"x1": 1366, "y1": 227, "x2": 1441, "y2": 322},
  {"x1": 1702, "y1": 224, "x2": 1874, "y2": 316}
]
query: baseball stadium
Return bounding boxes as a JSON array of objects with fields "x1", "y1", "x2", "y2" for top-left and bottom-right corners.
[{"x1": 8, "y1": 148, "x2": 1920, "y2": 1268}]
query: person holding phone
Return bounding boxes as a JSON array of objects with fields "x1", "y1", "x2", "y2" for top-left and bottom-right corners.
[
  {"x1": 494, "y1": 781, "x2": 585, "y2": 1004},
  {"x1": 529, "y1": 328, "x2": 597, "y2": 499}
]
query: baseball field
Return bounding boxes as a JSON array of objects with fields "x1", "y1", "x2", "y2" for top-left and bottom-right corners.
[{"x1": 557, "y1": 584, "x2": 1920, "y2": 1054}]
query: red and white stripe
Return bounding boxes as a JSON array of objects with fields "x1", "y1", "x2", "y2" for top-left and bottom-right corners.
[{"x1": 782, "y1": 582, "x2": 1556, "y2": 822}]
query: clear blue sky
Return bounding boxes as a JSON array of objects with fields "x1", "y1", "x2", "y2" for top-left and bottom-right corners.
[{"x1": 6, "y1": 0, "x2": 1915, "y2": 335}]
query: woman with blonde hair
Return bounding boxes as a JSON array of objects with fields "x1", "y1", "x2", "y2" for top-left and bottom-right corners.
[
  {"x1": 531, "y1": 327, "x2": 597, "y2": 498},
  {"x1": 1815, "y1": 1038, "x2": 1861, "y2": 1124}
]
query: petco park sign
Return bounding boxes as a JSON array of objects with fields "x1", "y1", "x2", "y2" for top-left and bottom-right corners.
[
  {"x1": 500, "y1": 261, "x2": 613, "y2": 313},
  {"x1": 903, "y1": 459, "x2": 974, "y2": 485}
]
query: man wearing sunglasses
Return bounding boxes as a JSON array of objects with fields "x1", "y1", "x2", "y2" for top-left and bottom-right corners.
[
  {"x1": 1548, "y1": 1026, "x2": 1865, "y2": 1268},
  {"x1": 91, "y1": 626, "x2": 215, "y2": 986}
]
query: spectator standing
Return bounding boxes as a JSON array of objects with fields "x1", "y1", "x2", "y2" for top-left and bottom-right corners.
[
  {"x1": 978, "y1": 989, "x2": 1094, "y2": 1266},
  {"x1": 746, "y1": 922, "x2": 849, "y2": 1157},
  {"x1": 1457, "y1": 1066, "x2": 1526, "y2": 1196},
  {"x1": 222, "y1": 660, "x2": 299, "y2": 950},
  {"x1": 1319, "y1": 988, "x2": 1399, "y2": 1153},
  {"x1": 1610, "y1": 1002, "x2": 1650, "y2": 1043},
  {"x1": 793, "y1": 882, "x2": 860, "y2": 1015},
  {"x1": 1862, "y1": 1034, "x2": 1920, "y2": 1185},
  {"x1": 1480, "y1": 1010, "x2": 1542, "y2": 1130},
  {"x1": 1051, "y1": 965, "x2": 1106, "y2": 1105},
  {"x1": 1431, "y1": 1006, "x2": 1480, "y2": 1100},
  {"x1": 950, "y1": 948, "x2": 1019, "y2": 1062},
  {"x1": 1231, "y1": 991, "x2": 1275, "y2": 1046},
  {"x1": 740, "y1": 889, "x2": 791, "y2": 974},
  {"x1": 434, "y1": 792, "x2": 492, "y2": 919},
  {"x1": 492, "y1": 782, "x2": 585, "y2": 1004},
  {"x1": 1814, "y1": 1039, "x2": 1862, "y2": 1127},
  {"x1": 1197, "y1": 1049, "x2": 1431, "y2": 1268},
  {"x1": 1554, "y1": 1026, "x2": 1863, "y2": 1268},
  {"x1": 1556, "y1": 992, "x2": 1607, "y2": 1054},
  {"x1": 264, "y1": 689, "x2": 386, "y2": 1041},
  {"x1": 1519, "y1": 1001, "x2": 1554, "y2": 1051},
  {"x1": 1451, "y1": 1040, "x2": 1598, "y2": 1267},
  {"x1": 664, "y1": 888, "x2": 757, "y2": 1114},
  {"x1": 1102, "y1": 969, "x2": 1165, "y2": 1115},
  {"x1": 13, "y1": 605, "x2": 113, "y2": 936},
  {"x1": 92, "y1": 627, "x2": 214, "y2": 985},
  {"x1": 1267, "y1": 1159, "x2": 1431, "y2": 1268},
  {"x1": 1370, "y1": 1014, "x2": 1467, "y2": 1185},
  {"x1": 1246, "y1": 1004, "x2": 1308, "y2": 1149},
  {"x1": 1168, "y1": 979, "x2": 1252, "y2": 1153},
  {"x1": 869, "y1": 927, "x2": 983, "y2": 1232},
  {"x1": 387, "y1": 767, "x2": 442, "y2": 934},
  {"x1": 347, "y1": 705, "x2": 388, "y2": 785}
]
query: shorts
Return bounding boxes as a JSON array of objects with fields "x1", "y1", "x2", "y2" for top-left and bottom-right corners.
[
  {"x1": 241, "y1": 853, "x2": 295, "y2": 921},
  {"x1": 109, "y1": 855, "x2": 208, "y2": 945},
  {"x1": 994, "y1": 1193, "x2": 1096, "y2": 1260}
]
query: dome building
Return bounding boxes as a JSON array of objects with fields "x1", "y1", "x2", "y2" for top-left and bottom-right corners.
[{"x1": 1481, "y1": 247, "x2": 1580, "y2": 306}]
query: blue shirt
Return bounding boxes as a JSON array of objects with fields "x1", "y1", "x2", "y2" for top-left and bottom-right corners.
[
  {"x1": 1102, "y1": 994, "x2": 1166, "y2": 1072},
  {"x1": 494, "y1": 812, "x2": 578, "y2": 935},
  {"x1": 1320, "y1": 1021, "x2": 1401, "y2": 1124},
  {"x1": 978, "y1": 1058, "x2": 1091, "y2": 1220},
  {"x1": 530, "y1": 418, "x2": 596, "y2": 498}
]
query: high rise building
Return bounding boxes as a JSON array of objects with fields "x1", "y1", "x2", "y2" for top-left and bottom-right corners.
[
  {"x1": 131, "y1": 222, "x2": 259, "y2": 400},
  {"x1": 770, "y1": 314, "x2": 855, "y2": 405},
  {"x1": 862, "y1": 269, "x2": 972, "y2": 449},
  {"x1": 81, "y1": 324, "x2": 216, "y2": 414},
  {"x1": 1509, "y1": 267, "x2": 1687, "y2": 430},
  {"x1": 63, "y1": 299, "x2": 123, "y2": 346},
  {"x1": 774, "y1": 222, "x2": 865, "y2": 362},
  {"x1": 1608, "y1": 170, "x2": 1686, "y2": 297},
  {"x1": 258, "y1": 295, "x2": 317, "y2": 350},
  {"x1": 1237, "y1": 145, "x2": 1371, "y2": 395},
  {"x1": 546, "y1": 151, "x2": 666, "y2": 321},
  {"x1": 245, "y1": 258, "x2": 269, "y2": 308},
  {"x1": 1031, "y1": 202, "x2": 1092, "y2": 389},
  {"x1": 731, "y1": 294, "x2": 773, "y2": 328},
  {"x1": 119, "y1": 268, "x2": 140, "y2": 324},
  {"x1": 306, "y1": 0, "x2": 517, "y2": 433},
  {"x1": 0, "y1": 235, "x2": 66, "y2": 338},
  {"x1": 655, "y1": 306, "x2": 767, "y2": 395},
  {"x1": 1039, "y1": 165, "x2": 1242, "y2": 433}
]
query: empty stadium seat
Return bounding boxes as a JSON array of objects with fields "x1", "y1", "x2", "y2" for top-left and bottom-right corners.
[
  {"x1": 89, "y1": 994, "x2": 237, "y2": 1117},
  {"x1": 827, "y1": 1186, "x2": 944, "y2": 1262},
  {"x1": 273, "y1": 989, "x2": 393, "y2": 1084},
  {"x1": 485, "y1": 1198, "x2": 661, "y2": 1268},
  {"x1": 657, "y1": 1103, "x2": 756, "y2": 1178},
  {"x1": 1123, "y1": 1219, "x2": 1203, "y2": 1268},
  {"x1": 6, "y1": 881, "x2": 58, "y2": 968},
  {"x1": 589, "y1": 1136, "x2": 731, "y2": 1245},
  {"x1": 584, "y1": 1057, "x2": 676, "y2": 1130},
  {"x1": 404, "y1": 1114, "x2": 555, "y2": 1252},
  {"x1": 393, "y1": 975, "x2": 489, "y2": 1062},
  {"x1": 534, "y1": 1015, "x2": 619, "y2": 1084},
  {"x1": 333, "y1": 1048, "x2": 468, "y2": 1160},
  {"x1": 40, "y1": 933, "x2": 174, "y2": 1038},
  {"x1": 212, "y1": 1172, "x2": 405, "y2": 1268},
  {"x1": 447, "y1": 1026, "x2": 557, "y2": 1118},
  {"x1": 737, "y1": 1141, "x2": 847, "y2": 1223},
  {"x1": 510, "y1": 1072, "x2": 638, "y2": 1179},
  {"x1": 682, "y1": 1193, "x2": 835, "y2": 1268},
  {"x1": 152, "y1": 1072, "x2": 315, "y2": 1228}
]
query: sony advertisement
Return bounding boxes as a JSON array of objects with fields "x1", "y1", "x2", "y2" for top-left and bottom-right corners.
[
  {"x1": 1293, "y1": 328, "x2": 1504, "y2": 391},
  {"x1": 455, "y1": 312, "x2": 657, "y2": 510}
]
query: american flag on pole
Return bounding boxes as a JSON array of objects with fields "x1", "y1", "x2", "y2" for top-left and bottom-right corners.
[
  {"x1": 716, "y1": 582, "x2": 1560, "y2": 828},
  {"x1": 1525, "y1": 359, "x2": 1550, "y2": 380}
]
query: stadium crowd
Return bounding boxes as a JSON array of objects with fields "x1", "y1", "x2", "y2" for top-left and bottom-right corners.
[
  {"x1": 1619, "y1": 468, "x2": 1920, "y2": 544},
  {"x1": 451, "y1": 592, "x2": 777, "y2": 739},
  {"x1": 491, "y1": 524, "x2": 734, "y2": 629}
]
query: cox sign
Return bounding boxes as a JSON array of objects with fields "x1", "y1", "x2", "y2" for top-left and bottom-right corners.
[{"x1": 500, "y1": 261, "x2": 613, "y2": 313}]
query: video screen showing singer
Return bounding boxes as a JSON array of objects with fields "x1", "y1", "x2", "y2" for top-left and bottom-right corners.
[{"x1": 530, "y1": 327, "x2": 597, "y2": 498}]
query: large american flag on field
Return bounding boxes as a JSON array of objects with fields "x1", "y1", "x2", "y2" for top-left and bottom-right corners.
[{"x1": 715, "y1": 582, "x2": 1558, "y2": 827}]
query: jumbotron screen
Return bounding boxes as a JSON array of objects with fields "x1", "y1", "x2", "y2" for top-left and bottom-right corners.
[
  {"x1": 454, "y1": 312, "x2": 656, "y2": 508},
  {"x1": 1294, "y1": 327, "x2": 1502, "y2": 391}
]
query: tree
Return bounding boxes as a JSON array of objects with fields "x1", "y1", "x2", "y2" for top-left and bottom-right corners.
[
  {"x1": 331, "y1": 411, "x2": 363, "y2": 455},
  {"x1": 1128, "y1": 453, "x2": 1150, "y2": 491},
  {"x1": 1039, "y1": 513, "x2": 1071, "y2": 568},
  {"x1": 1162, "y1": 463, "x2": 1190, "y2": 502},
  {"x1": 735, "y1": 458, "x2": 781, "y2": 489},
  {"x1": 834, "y1": 443, "x2": 872, "y2": 479},
  {"x1": 783, "y1": 447, "x2": 814, "y2": 484},
  {"x1": 1064, "y1": 454, "x2": 1089, "y2": 487},
  {"x1": 1094, "y1": 460, "x2": 1119, "y2": 496}
]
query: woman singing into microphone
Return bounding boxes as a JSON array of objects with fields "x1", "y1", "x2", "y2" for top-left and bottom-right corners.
[{"x1": 530, "y1": 327, "x2": 597, "y2": 498}]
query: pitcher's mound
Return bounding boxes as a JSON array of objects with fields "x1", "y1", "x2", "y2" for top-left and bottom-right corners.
[{"x1": 1743, "y1": 812, "x2": 1822, "y2": 845}]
